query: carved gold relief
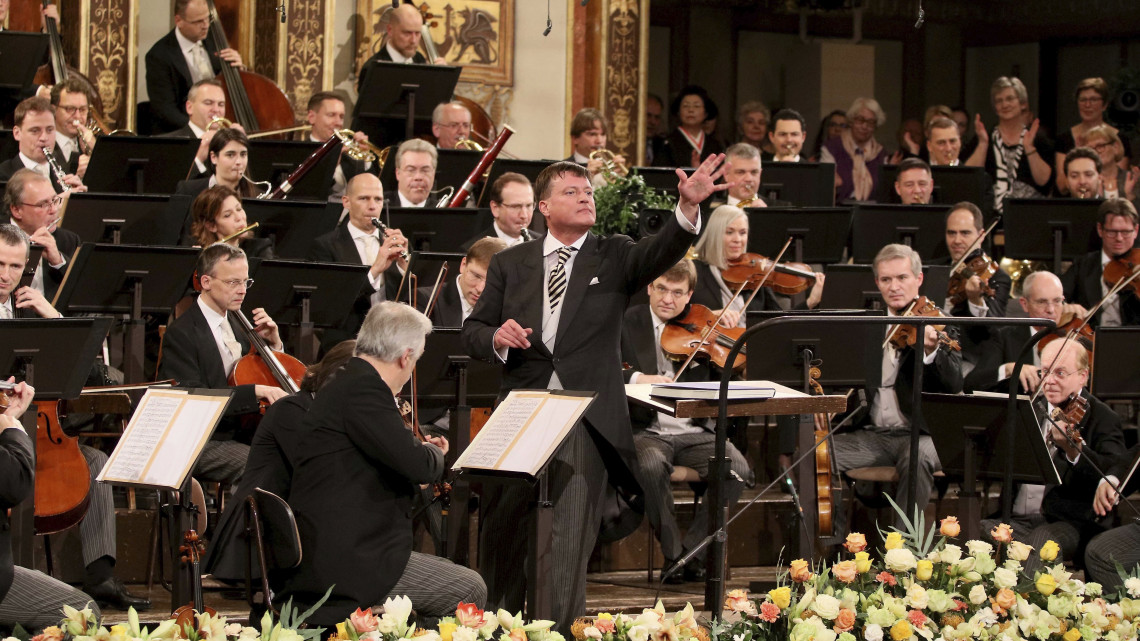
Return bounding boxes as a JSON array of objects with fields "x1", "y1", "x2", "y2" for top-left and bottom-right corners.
[
  {"x1": 286, "y1": 0, "x2": 328, "y2": 121},
  {"x1": 455, "y1": 82, "x2": 513, "y2": 128},
  {"x1": 603, "y1": 0, "x2": 641, "y2": 159},
  {"x1": 87, "y1": 0, "x2": 132, "y2": 128}
]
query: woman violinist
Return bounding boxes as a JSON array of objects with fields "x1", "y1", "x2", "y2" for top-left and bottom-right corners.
[{"x1": 188, "y1": 185, "x2": 273, "y2": 259}]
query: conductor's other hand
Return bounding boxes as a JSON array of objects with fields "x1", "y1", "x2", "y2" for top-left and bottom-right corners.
[{"x1": 493, "y1": 319, "x2": 532, "y2": 351}]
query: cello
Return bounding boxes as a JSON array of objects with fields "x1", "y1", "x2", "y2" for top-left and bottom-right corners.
[
  {"x1": 202, "y1": 0, "x2": 295, "y2": 136},
  {"x1": 228, "y1": 310, "x2": 306, "y2": 414}
]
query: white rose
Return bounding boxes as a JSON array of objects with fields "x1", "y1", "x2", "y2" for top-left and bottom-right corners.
[
  {"x1": 583, "y1": 627, "x2": 602, "y2": 639},
  {"x1": 953, "y1": 556, "x2": 976, "y2": 574},
  {"x1": 626, "y1": 625, "x2": 649, "y2": 641},
  {"x1": 906, "y1": 584, "x2": 928, "y2": 610},
  {"x1": 811, "y1": 594, "x2": 841, "y2": 620},
  {"x1": 1125, "y1": 577, "x2": 1140, "y2": 599},
  {"x1": 965, "y1": 540, "x2": 993, "y2": 557},
  {"x1": 863, "y1": 623, "x2": 883, "y2": 641},
  {"x1": 1007, "y1": 541, "x2": 1033, "y2": 561},
  {"x1": 969, "y1": 584, "x2": 988, "y2": 605},
  {"x1": 419, "y1": 633, "x2": 442, "y2": 641},
  {"x1": 940, "y1": 544, "x2": 962, "y2": 564},
  {"x1": 453, "y1": 627, "x2": 478, "y2": 641},
  {"x1": 883, "y1": 548, "x2": 917, "y2": 573},
  {"x1": 993, "y1": 568, "x2": 1018, "y2": 589}
]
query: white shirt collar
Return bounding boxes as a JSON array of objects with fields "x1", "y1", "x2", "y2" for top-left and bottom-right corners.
[
  {"x1": 398, "y1": 190, "x2": 426, "y2": 207},
  {"x1": 386, "y1": 42, "x2": 412, "y2": 64},
  {"x1": 572, "y1": 151, "x2": 590, "y2": 164},
  {"x1": 650, "y1": 309, "x2": 669, "y2": 331},
  {"x1": 346, "y1": 221, "x2": 379, "y2": 241},
  {"x1": 174, "y1": 27, "x2": 203, "y2": 55},
  {"x1": 1101, "y1": 250, "x2": 1113, "y2": 267},
  {"x1": 55, "y1": 132, "x2": 77, "y2": 157},
  {"x1": 18, "y1": 152, "x2": 47, "y2": 173},
  {"x1": 492, "y1": 220, "x2": 522, "y2": 245},
  {"x1": 197, "y1": 295, "x2": 228, "y2": 329},
  {"x1": 457, "y1": 276, "x2": 473, "y2": 319},
  {"x1": 188, "y1": 120, "x2": 206, "y2": 138},
  {"x1": 542, "y1": 231, "x2": 588, "y2": 257}
]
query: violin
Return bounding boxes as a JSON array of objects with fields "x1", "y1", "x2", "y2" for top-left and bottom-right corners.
[
  {"x1": 1037, "y1": 310, "x2": 1095, "y2": 355},
  {"x1": 1048, "y1": 393, "x2": 1089, "y2": 448},
  {"x1": 227, "y1": 311, "x2": 306, "y2": 413},
  {"x1": 1103, "y1": 248, "x2": 1140, "y2": 297},
  {"x1": 659, "y1": 304, "x2": 747, "y2": 371},
  {"x1": 720, "y1": 253, "x2": 816, "y2": 296},
  {"x1": 398, "y1": 399, "x2": 451, "y2": 503},
  {"x1": 947, "y1": 249, "x2": 999, "y2": 307},
  {"x1": 885, "y1": 296, "x2": 962, "y2": 352}
]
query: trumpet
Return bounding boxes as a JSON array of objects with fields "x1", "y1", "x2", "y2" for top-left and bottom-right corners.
[
  {"x1": 334, "y1": 129, "x2": 388, "y2": 165},
  {"x1": 455, "y1": 137, "x2": 484, "y2": 151},
  {"x1": 43, "y1": 147, "x2": 71, "y2": 192},
  {"x1": 370, "y1": 217, "x2": 410, "y2": 261},
  {"x1": 208, "y1": 117, "x2": 233, "y2": 131},
  {"x1": 219, "y1": 221, "x2": 259, "y2": 244},
  {"x1": 589, "y1": 148, "x2": 629, "y2": 178},
  {"x1": 735, "y1": 196, "x2": 761, "y2": 208}
]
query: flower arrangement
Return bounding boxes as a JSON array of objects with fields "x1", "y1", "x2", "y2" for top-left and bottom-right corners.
[
  {"x1": 329, "y1": 598, "x2": 560, "y2": 641},
  {"x1": 715, "y1": 497, "x2": 1140, "y2": 641},
  {"x1": 570, "y1": 601, "x2": 709, "y2": 641}
]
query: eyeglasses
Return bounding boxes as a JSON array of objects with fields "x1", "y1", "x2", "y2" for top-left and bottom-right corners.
[
  {"x1": 1036, "y1": 367, "x2": 1087, "y2": 381},
  {"x1": 438, "y1": 122, "x2": 471, "y2": 130},
  {"x1": 1090, "y1": 142, "x2": 1113, "y2": 152},
  {"x1": 496, "y1": 203, "x2": 534, "y2": 213},
  {"x1": 652, "y1": 284, "x2": 690, "y2": 299},
  {"x1": 1029, "y1": 297, "x2": 1065, "y2": 308},
  {"x1": 216, "y1": 278, "x2": 254, "y2": 289},
  {"x1": 20, "y1": 195, "x2": 64, "y2": 211},
  {"x1": 1102, "y1": 228, "x2": 1137, "y2": 238},
  {"x1": 58, "y1": 105, "x2": 89, "y2": 115},
  {"x1": 850, "y1": 117, "x2": 876, "y2": 127}
]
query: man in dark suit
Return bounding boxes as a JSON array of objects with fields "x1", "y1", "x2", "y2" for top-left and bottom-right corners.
[
  {"x1": 158, "y1": 79, "x2": 231, "y2": 179},
  {"x1": 620, "y1": 260, "x2": 751, "y2": 583},
  {"x1": 282, "y1": 302, "x2": 484, "y2": 626},
  {"x1": 709, "y1": 143, "x2": 786, "y2": 208},
  {"x1": 159, "y1": 243, "x2": 287, "y2": 484},
  {"x1": 462, "y1": 172, "x2": 536, "y2": 250},
  {"x1": 1061, "y1": 198, "x2": 1140, "y2": 328},
  {"x1": 461, "y1": 155, "x2": 727, "y2": 631},
  {"x1": 144, "y1": 0, "x2": 243, "y2": 134},
  {"x1": 4, "y1": 170, "x2": 80, "y2": 302},
  {"x1": 49, "y1": 78, "x2": 95, "y2": 180},
  {"x1": 0, "y1": 98, "x2": 85, "y2": 193},
  {"x1": 417, "y1": 237, "x2": 506, "y2": 328},
  {"x1": 981, "y1": 339, "x2": 1125, "y2": 575},
  {"x1": 305, "y1": 91, "x2": 378, "y2": 199},
  {"x1": 357, "y1": 3, "x2": 429, "y2": 94},
  {"x1": 393, "y1": 139, "x2": 441, "y2": 208},
  {"x1": 766, "y1": 109, "x2": 807, "y2": 163},
  {"x1": 893, "y1": 157, "x2": 934, "y2": 205},
  {"x1": 831, "y1": 244, "x2": 962, "y2": 523}
]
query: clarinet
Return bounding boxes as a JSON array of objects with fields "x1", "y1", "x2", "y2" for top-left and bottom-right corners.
[
  {"x1": 43, "y1": 147, "x2": 71, "y2": 193},
  {"x1": 520, "y1": 228, "x2": 532, "y2": 242}
]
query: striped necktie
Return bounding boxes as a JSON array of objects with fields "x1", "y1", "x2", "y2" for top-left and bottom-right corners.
[{"x1": 547, "y1": 246, "x2": 574, "y2": 311}]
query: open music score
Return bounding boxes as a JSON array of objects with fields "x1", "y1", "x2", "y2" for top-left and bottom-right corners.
[
  {"x1": 452, "y1": 390, "x2": 595, "y2": 477},
  {"x1": 97, "y1": 388, "x2": 232, "y2": 491}
]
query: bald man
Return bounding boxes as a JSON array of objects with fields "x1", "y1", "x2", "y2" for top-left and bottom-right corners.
[{"x1": 357, "y1": 4, "x2": 447, "y2": 92}]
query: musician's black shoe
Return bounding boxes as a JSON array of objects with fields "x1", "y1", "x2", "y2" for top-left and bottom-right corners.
[
  {"x1": 84, "y1": 578, "x2": 152, "y2": 611},
  {"x1": 682, "y1": 560, "x2": 707, "y2": 582},
  {"x1": 660, "y1": 568, "x2": 686, "y2": 585}
]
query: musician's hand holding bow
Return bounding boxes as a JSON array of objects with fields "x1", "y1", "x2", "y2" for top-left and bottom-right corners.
[
  {"x1": 676, "y1": 153, "x2": 730, "y2": 224},
  {"x1": 250, "y1": 307, "x2": 283, "y2": 351},
  {"x1": 637, "y1": 374, "x2": 673, "y2": 384},
  {"x1": 1094, "y1": 476, "x2": 1122, "y2": 517},
  {"x1": 1063, "y1": 302, "x2": 1089, "y2": 320},
  {"x1": 964, "y1": 274, "x2": 986, "y2": 306},
  {"x1": 806, "y1": 272, "x2": 827, "y2": 310},
  {"x1": 923, "y1": 325, "x2": 940, "y2": 356},
  {"x1": 425, "y1": 435, "x2": 449, "y2": 455},
  {"x1": 714, "y1": 308, "x2": 741, "y2": 329}
]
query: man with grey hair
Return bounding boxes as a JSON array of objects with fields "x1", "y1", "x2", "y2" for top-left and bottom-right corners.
[
  {"x1": 283, "y1": 302, "x2": 485, "y2": 626},
  {"x1": 394, "y1": 138, "x2": 440, "y2": 207},
  {"x1": 0, "y1": 223, "x2": 59, "y2": 319},
  {"x1": 432, "y1": 101, "x2": 473, "y2": 150},
  {"x1": 4, "y1": 169, "x2": 81, "y2": 301},
  {"x1": 830, "y1": 243, "x2": 961, "y2": 524}
]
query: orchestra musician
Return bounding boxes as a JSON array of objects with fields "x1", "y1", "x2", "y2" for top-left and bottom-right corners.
[
  {"x1": 158, "y1": 243, "x2": 288, "y2": 485},
  {"x1": 3, "y1": 170, "x2": 80, "y2": 301},
  {"x1": 710, "y1": 143, "x2": 775, "y2": 208},
  {"x1": 416, "y1": 237, "x2": 506, "y2": 328},
  {"x1": 145, "y1": 0, "x2": 244, "y2": 134},
  {"x1": 894, "y1": 157, "x2": 934, "y2": 205},
  {"x1": 1085, "y1": 445, "x2": 1140, "y2": 589},
  {"x1": 926, "y1": 116, "x2": 965, "y2": 166},
  {"x1": 158, "y1": 79, "x2": 233, "y2": 179},
  {"x1": 830, "y1": 244, "x2": 962, "y2": 525},
  {"x1": 282, "y1": 302, "x2": 485, "y2": 626},
  {"x1": 305, "y1": 91, "x2": 376, "y2": 200},
  {"x1": 432, "y1": 101, "x2": 474, "y2": 150},
  {"x1": 394, "y1": 139, "x2": 441, "y2": 208},
  {"x1": 619, "y1": 260, "x2": 752, "y2": 584},
  {"x1": 464, "y1": 172, "x2": 536, "y2": 249},
  {"x1": 566, "y1": 108, "x2": 625, "y2": 186},
  {"x1": 461, "y1": 156, "x2": 727, "y2": 632},
  {"x1": 941, "y1": 202, "x2": 1011, "y2": 318},
  {"x1": 0, "y1": 223, "x2": 150, "y2": 611},
  {"x1": 356, "y1": 3, "x2": 433, "y2": 80},
  {"x1": 188, "y1": 185, "x2": 273, "y2": 258},
  {"x1": 1061, "y1": 198, "x2": 1140, "y2": 327},
  {"x1": 174, "y1": 127, "x2": 261, "y2": 199},
  {"x1": 980, "y1": 339, "x2": 1125, "y2": 576},
  {"x1": 1064, "y1": 146, "x2": 1104, "y2": 199},
  {"x1": 766, "y1": 109, "x2": 807, "y2": 163},
  {"x1": 0, "y1": 98, "x2": 85, "y2": 192},
  {"x1": 49, "y1": 79, "x2": 95, "y2": 180}
]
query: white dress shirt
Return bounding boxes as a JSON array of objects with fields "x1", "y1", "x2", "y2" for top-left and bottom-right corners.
[
  {"x1": 197, "y1": 296, "x2": 240, "y2": 376},
  {"x1": 346, "y1": 222, "x2": 390, "y2": 304},
  {"x1": 189, "y1": 120, "x2": 209, "y2": 175},
  {"x1": 492, "y1": 221, "x2": 525, "y2": 247},
  {"x1": 175, "y1": 28, "x2": 213, "y2": 83},
  {"x1": 457, "y1": 276, "x2": 474, "y2": 323},
  {"x1": 54, "y1": 132, "x2": 78, "y2": 164},
  {"x1": 398, "y1": 191, "x2": 427, "y2": 208},
  {"x1": 385, "y1": 42, "x2": 414, "y2": 64},
  {"x1": 18, "y1": 152, "x2": 50, "y2": 179},
  {"x1": 629, "y1": 310, "x2": 704, "y2": 436},
  {"x1": 870, "y1": 311, "x2": 938, "y2": 429}
]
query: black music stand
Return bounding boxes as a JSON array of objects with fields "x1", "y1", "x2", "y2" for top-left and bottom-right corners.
[
  {"x1": 241, "y1": 199, "x2": 342, "y2": 260},
  {"x1": 379, "y1": 148, "x2": 482, "y2": 199},
  {"x1": 52, "y1": 244, "x2": 199, "y2": 383},
  {"x1": 1002, "y1": 198, "x2": 1102, "y2": 274},
  {"x1": 83, "y1": 138, "x2": 201, "y2": 194},
  {"x1": 246, "y1": 140, "x2": 341, "y2": 201},
  {"x1": 877, "y1": 165, "x2": 992, "y2": 215},
  {"x1": 242, "y1": 259, "x2": 369, "y2": 364},
  {"x1": 402, "y1": 250, "x2": 464, "y2": 299},
  {"x1": 818, "y1": 264, "x2": 950, "y2": 310},
  {"x1": 759, "y1": 162, "x2": 836, "y2": 208},
  {"x1": 745, "y1": 310, "x2": 884, "y2": 388},
  {"x1": 0, "y1": 33, "x2": 49, "y2": 118},
  {"x1": 630, "y1": 167, "x2": 682, "y2": 196},
  {"x1": 745, "y1": 207, "x2": 852, "y2": 264},
  {"x1": 0, "y1": 129, "x2": 17, "y2": 159},
  {"x1": 478, "y1": 158, "x2": 554, "y2": 206},
  {"x1": 923, "y1": 392, "x2": 1058, "y2": 540},
  {"x1": 61, "y1": 193, "x2": 185, "y2": 245},
  {"x1": 384, "y1": 207, "x2": 486, "y2": 253},
  {"x1": 0, "y1": 317, "x2": 113, "y2": 567},
  {"x1": 353, "y1": 61, "x2": 462, "y2": 143},
  {"x1": 851, "y1": 203, "x2": 951, "y2": 263},
  {"x1": 1091, "y1": 327, "x2": 1140, "y2": 400}
]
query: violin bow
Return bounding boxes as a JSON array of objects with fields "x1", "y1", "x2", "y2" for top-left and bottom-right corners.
[
  {"x1": 949, "y1": 215, "x2": 1002, "y2": 276},
  {"x1": 424, "y1": 262, "x2": 449, "y2": 319}
]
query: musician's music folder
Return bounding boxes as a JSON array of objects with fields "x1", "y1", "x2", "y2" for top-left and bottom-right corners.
[{"x1": 452, "y1": 390, "x2": 595, "y2": 478}]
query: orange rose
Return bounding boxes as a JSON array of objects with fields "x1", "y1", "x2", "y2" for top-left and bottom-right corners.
[
  {"x1": 832, "y1": 560, "x2": 858, "y2": 584},
  {"x1": 834, "y1": 609, "x2": 856, "y2": 633},
  {"x1": 990, "y1": 523, "x2": 1014, "y2": 544},
  {"x1": 940, "y1": 516, "x2": 961, "y2": 537},
  {"x1": 844, "y1": 532, "x2": 868, "y2": 553},
  {"x1": 994, "y1": 588, "x2": 1016, "y2": 610},
  {"x1": 508, "y1": 629, "x2": 527, "y2": 641},
  {"x1": 789, "y1": 558, "x2": 813, "y2": 583}
]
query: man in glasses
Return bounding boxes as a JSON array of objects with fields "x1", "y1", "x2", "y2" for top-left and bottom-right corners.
[
  {"x1": 49, "y1": 79, "x2": 96, "y2": 181},
  {"x1": 464, "y1": 172, "x2": 536, "y2": 249},
  {"x1": 1061, "y1": 198, "x2": 1140, "y2": 327},
  {"x1": 159, "y1": 243, "x2": 287, "y2": 486},
  {"x1": 431, "y1": 101, "x2": 473, "y2": 150},
  {"x1": 2, "y1": 169, "x2": 80, "y2": 301}
]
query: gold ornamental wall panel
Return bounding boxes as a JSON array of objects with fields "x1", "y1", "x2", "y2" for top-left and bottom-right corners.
[
  {"x1": 281, "y1": 0, "x2": 335, "y2": 121},
  {"x1": 81, "y1": 0, "x2": 137, "y2": 131},
  {"x1": 599, "y1": 0, "x2": 648, "y2": 165}
]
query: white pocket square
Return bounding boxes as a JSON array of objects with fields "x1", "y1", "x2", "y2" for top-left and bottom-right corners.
[{"x1": 589, "y1": 277, "x2": 601, "y2": 285}]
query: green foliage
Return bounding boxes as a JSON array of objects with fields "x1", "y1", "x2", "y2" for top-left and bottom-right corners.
[{"x1": 592, "y1": 170, "x2": 677, "y2": 237}]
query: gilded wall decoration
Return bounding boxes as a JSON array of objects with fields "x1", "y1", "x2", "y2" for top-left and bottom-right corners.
[
  {"x1": 285, "y1": 0, "x2": 331, "y2": 120},
  {"x1": 86, "y1": 0, "x2": 135, "y2": 130},
  {"x1": 455, "y1": 82, "x2": 513, "y2": 129},
  {"x1": 599, "y1": 0, "x2": 647, "y2": 164},
  {"x1": 355, "y1": 0, "x2": 515, "y2": 87}
]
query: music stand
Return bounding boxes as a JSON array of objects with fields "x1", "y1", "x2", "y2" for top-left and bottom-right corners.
[
  {"x1": 246, "y1": 140, "x2": 341, "y2": 201},
  {"x1": 630, "y1": 167, "x2": 682, "y2": 196},
  {"x1": 83, "y1": 138, "x2": 201, "y2": 194},
  {"x1": 1091, "y1": 327, "x2": 1140, "y2": 400},
  {"x1": 877, "y1": 165, "x2": 992, "y2": 215},
  {"x1": 819, "y1": 264, "x2": 950, "y2": 310},
  {"x1": 745, "y1": 310, "x2": 883, "y2": 388},
  {"x1": 52, "y1": 244, "x2": 199, "y2": 383},
  {"x1": 758, "y1": 162, "x2": 836, "y2": 208},
  {"x1": 241, "y1": 199, "x2": 342, "y2": 260},
  {"x1": 242, "y1": 259, "x2": 369, "y2": 364},
  {"x1": 384, "y1": 207, "x2": 485, "y2": 253},
  {"x1": 0, "y1": 129, "x2": 16, "y2": 160},
  {"x1": 477, "y1": 158, "x2": 553, "y2": 207},
  {"x1": 352, "y1": 61, "x2": 462, "y2": 142},
  {"x1": 380, "y1": 148, "x2": 482, "y2": 199},
  {"x1": 745, "y1": 207, "x2": 852, "y2": 264},
  {"x1": 0, "y1": 33, "x2": 48, "y2": 116},
  {"x1": 401, "y1": 328, "x2": 501, "y2": 408},
  {"x1": 923, "y1": 392, "x2": 1059, "y2": 539},
  {"x1": 850, "y1": 203, "x2": 951, "y2": 263},
  {"x1": 1002, "y1": 198, "x2": 1102, "y2": 274},
  {"x1": 60, "y1": 193, "x2": 185, "y2": 245}
]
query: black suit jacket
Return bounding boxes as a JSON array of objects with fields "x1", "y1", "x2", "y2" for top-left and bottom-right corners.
[
  {"x1": 0, "y1": 157, "x2": 66, "y2": 194},
  {"x1": 1061, "y1": 250, "x2": 1140, "y2": 328},
  {"x1": 0, "y1": 428, "x2": 34, "y2": 604},
  {"x1": 857, "y1": 321, "x2": 963, "y2": 429},
  {"x1": 652, "y1": 129, "x2": 726, "y2": 168},
  {"x1": 282, "y1": 358, "x2": 444, "y2": 625},
  {"x1": 157, "y1": 299, "x2": 260, "y2": 437},
  {"x1": 416, "y1": 279, "x2": 463, "y2": 328},
  {"x1": 963, "y1": 324, "x2": 1038, "y2": 394},
  {"x1": 937, "y1": 258, "x2": 1012, "y2": 319},
  {"x1": 461, "y1": 210, "x2": 698, "y2": 495},
  {"x1": 690, "y1": 259, "x2": 783, "y2": 314},
  {"x1": 357, "y1": 48, "x2": 427, "y2": 92},
  {"x1": 1042, "y1": 391, "x2": 1126, "y2": 528},
  {"x1": 145, "y1": 30, "x2": 222, "y2": 134}
]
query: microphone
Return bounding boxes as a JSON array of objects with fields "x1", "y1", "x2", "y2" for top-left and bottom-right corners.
[
  {"x1": 543, "y1": 18, "x2": 552, "y2": 36},
  {"x1": 276, "y1": 3, "x2": 286, "y2": 23}
]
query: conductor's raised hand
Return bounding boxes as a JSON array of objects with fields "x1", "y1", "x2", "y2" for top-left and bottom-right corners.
[
  {"x1": 493, "y1": 319, "x2": 532, "y2": 351},
  {"x1": 676, "y1": 153, "x2": 730, "y2": 221}
]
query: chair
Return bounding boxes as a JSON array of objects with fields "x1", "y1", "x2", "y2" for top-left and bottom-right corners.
[{"x1": 245, "y1": 488, "x2": 303, "y2": 615}]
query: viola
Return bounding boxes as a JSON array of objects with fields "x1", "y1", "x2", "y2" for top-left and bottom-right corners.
[
  {"x1": 1103, "y1": 248, "x2": 1140, "y2": 297},
  {"x1": 720, "y1": 253, "x2": 816, "y2": 296},
  {"x1": 660, "y1": 304, "x2": 747, "y2": 371},
  {"x1": 1048, "y1": 393, "x2": 1089, "y2": 448},
  {"x1": 885, "y1": 296, "x2": 961, "y2": 352},
  {"x1": 227, "y1": 311, "x2": 306, "y2": 413},
  {"x1": 172, "y1": 529, "x2": 217, "y2": 631},
  {"x1": 398, "y1": 399, "x2": 451, "y2": 503},
  {"x1": 947, "y1": 249, "x2": 999, "y2": 307},
  {"x1": 1037, "y1": 311, "x2": 1095, "y2": 355}
]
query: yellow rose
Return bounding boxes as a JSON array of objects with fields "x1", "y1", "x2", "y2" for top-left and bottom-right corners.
[
  {"x1": 940, "y1": 516, "x2": 961, "y2": 537},
  {"x1": 1063, "y1": 628, "x2": 1082, "y2": 641},
  {"x1": 855, "y1": 551, "x2": 872, "y2": 573},
  {"x1": 439, "y1": 621, "x2": 458, "y2": 641},
  {"x1": 769, "y1": 586, "x2": 792, "y2": 609},
  {"x1": 789, "y1": 558, "x2": 813, "y2": 583},
  {"x1": 884, "y1": 532, "x2": 903, "y2": 550},
  {"x1": 916, "y1": 560, "x2": 933, "y2": 581},
  {"x1": 889, "y1": 620, "x2": 913, "y2": 641},
  {"x1": 1040, "y1": 540, "x2": 1060, "y2": 562},
  {"x1": 1036, "y1": 573, "x2": 1057, "y2": 596}
]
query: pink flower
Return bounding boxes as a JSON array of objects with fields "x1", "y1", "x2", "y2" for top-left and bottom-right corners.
[
  {"x1": 456, "y1": 602, "x2": 485, "y2": 628},
  {"x1": 759, "y1": 602, "x2": 780, "y2": 623},
  {"x1": 953, "y1": 599, "x2": 968, "y2": 611},
  {"x1": 875, "y1": 571, "x2": 898, "y2": 586},
  {"x1": 350, "y1": 608, "x2": 380, "y2": 633},
  {"x1": 594, "y1": 618, "x2": 615, "y2": 634},
  {"x1": 907, "y1": 609, "x2": 928, "y2": 628}
]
